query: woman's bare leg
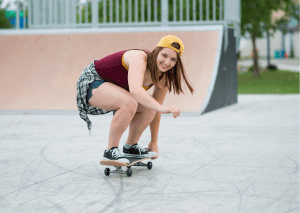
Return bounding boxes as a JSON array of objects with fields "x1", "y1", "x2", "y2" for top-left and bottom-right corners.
[
  {"x1": 125, "y1": 103, "x2": 156, "y2": 146},
  {"x1": 88, "y1": 82, "x2": 138, "y2": 150}
]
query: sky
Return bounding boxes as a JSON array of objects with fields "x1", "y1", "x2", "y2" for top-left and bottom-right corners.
[{"x1": 1, "y1": 0, "x2": 18, "y2": 10}]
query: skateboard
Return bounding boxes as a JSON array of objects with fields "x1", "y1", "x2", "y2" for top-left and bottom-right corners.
[{"x1": 100, "y1": 155, "x2": 155, "y2": 177}]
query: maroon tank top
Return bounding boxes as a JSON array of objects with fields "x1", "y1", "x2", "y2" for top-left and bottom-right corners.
[{"x1": 94, "y1": 50, "x2": 151, "y2": 91}]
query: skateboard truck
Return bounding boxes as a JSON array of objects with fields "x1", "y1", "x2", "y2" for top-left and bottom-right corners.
[
  {"x1": 104, "y1": 166, "x2": 133, "y2": 177},
  {"x1": 100, "y1": 157, "x2": 154, "y2": 177}
]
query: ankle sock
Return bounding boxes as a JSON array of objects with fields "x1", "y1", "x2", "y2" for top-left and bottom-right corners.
[{"x1": 124, "y1": 144, "x2": 132, "y2": 148}]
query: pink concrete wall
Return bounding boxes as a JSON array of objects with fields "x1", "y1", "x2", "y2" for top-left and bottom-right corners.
[{"x1": 0, "y1": 30, "x2": 219, "y2": 111}]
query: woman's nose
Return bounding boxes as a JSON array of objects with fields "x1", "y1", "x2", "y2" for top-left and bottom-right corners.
[{"x1": 164, "y1": 59, "x2": 170, "y2": 66}]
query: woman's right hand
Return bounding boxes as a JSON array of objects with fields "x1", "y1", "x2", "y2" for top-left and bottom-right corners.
[{"x1": 159, "y1": 105, "x2": 180, "y2": 118}]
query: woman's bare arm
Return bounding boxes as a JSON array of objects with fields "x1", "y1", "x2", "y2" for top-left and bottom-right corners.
[{"x1": 127, "y1": 51, "x2": 163, "y2": 112}]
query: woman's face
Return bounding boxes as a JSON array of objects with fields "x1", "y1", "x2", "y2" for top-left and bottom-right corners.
[{"x1": 156, "y1": 48, "x2": 178, "y2": 72}]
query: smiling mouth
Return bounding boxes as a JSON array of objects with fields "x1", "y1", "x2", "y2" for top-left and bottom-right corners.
[{"x1": 161, "y1": 63, "x2": 168, "y2": 69}]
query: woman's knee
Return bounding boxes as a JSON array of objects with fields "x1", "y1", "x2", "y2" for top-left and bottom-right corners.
[
  {"x1": 136, "y1": 103, "x2": 156, "y2": 119},
  {"x1": 121, "y1": 97, "x2": 138, "y2": 113},
  {"x1": 141, "y1": 108, "x2": 156, "y2": 122},
  {"x1": 147, "y1": 109, "x2": 157, "y2": 121}
]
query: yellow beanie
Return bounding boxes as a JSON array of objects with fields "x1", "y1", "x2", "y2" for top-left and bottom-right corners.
[{"x1": 157, "y1": 35, "x2": 184, "y2": 56}]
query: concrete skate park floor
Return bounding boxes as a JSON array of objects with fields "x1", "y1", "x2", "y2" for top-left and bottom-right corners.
[{"x1": 0, "y1": 95, "x2": 299, "y2": 213}]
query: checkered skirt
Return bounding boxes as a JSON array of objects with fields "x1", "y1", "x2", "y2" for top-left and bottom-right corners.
[{"x1": 76, "y1": 61, "x2": 114, "y2": 132}]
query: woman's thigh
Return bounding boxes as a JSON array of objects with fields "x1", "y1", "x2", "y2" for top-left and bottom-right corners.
[{"x1": 88, "y1": 82, "x2": 137, "y2": 111}]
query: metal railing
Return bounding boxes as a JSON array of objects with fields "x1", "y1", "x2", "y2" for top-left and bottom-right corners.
[
  {"x1": 9, "y1": 0, "x2": 239, "y2": 28},
  {"x1": 4, "y1": 0, "x2": 240, "y2": 51}
]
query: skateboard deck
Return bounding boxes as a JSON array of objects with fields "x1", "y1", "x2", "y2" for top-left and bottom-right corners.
[{"x1": 100, "y1": 153, "x2": 157, "y2": 177}]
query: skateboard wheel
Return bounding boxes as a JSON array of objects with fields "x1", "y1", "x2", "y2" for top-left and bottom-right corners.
[
  {"x1": 104, "y1": 168, "x2": 110, "y2": 176},
  {"x1": 126, "y1": 168, "x2": 132, "y2": 177},
  {"x1": 147, "y1": 162, "x2": 152, "y2": 169}
]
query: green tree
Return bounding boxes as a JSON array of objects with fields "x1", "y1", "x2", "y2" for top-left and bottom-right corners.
[
  {"x1": 0, "y1": 0, "x2": 12, "y2": 29},
  {"x1": 78, "y1": 0, "x2": 223, "y2": 24},
  {"x1": 241, "y1": 0, "x2": 299, "y2": 78}
]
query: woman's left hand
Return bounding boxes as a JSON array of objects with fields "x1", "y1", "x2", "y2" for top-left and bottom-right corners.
[{"x1": 148, "y1": 142, "x2": 159, "y2": 159}]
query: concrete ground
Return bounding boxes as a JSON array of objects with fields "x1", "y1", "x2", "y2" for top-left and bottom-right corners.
[
  {"x1": 237, "y1": 58, "x2": 300, "y2": 72},
  {"x1": 0, "y1": 95, "x2": 299, "y2": 213}
]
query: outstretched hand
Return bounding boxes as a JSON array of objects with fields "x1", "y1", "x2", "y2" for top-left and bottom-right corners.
[{"x1": 159, "y1": 105, "x2": 180, "y2": 118}]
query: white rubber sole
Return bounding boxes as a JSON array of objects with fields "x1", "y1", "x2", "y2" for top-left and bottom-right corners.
[
  {"x1": 103, "y1": 157, "x2": 130, "y2": 164},
  {"x1": 123, "y1": 151, "x2": 157, "y2": 159}
]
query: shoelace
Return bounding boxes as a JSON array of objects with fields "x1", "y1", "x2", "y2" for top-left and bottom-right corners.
[
  {"x1": 132, "y1": 144, "x2": 145, "y2": 155},
  {"x1": 110, "y1": 148, "x2": 123, "y2": 158}
]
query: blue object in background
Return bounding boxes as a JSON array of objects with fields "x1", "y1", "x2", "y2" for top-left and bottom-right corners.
[
  {"x1": 274, "y1": 50, "x2": 280, "y2": 59},
  {"x1": 274, "y1": 50, "x2": 286, "y2": 59},
  {"x1": 5, "y1": 11, "x2": 27, "y2": 29},
  {"x1": 280, "y1": 50, "x2": 285, "y2": 58},
  {"x1": 7, "y1": 17, "x2": 28, "y2": 28}
]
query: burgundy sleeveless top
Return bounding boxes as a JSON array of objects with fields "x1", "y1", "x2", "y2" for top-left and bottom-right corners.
[{"x1": 94, "y1": 50, "x2": 151, "y2": 91}]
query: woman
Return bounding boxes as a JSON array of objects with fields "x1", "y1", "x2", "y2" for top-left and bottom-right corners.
[{"x1": 76, "y1": 35, "x2": 194, "y2": 163}]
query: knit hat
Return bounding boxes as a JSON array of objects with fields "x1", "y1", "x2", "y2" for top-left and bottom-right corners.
[{"x1": 157, "y1": 35, "x2": 184, "y2": 56}]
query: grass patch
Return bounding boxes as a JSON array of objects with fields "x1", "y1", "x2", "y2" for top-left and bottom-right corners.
[{"x1": 238, "y1": 70, "x2": 299, "y2": 94}]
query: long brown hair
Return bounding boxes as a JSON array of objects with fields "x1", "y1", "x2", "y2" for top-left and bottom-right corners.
[{"x1": 145, "y1": 46, "x2": 194, "y2": 95}]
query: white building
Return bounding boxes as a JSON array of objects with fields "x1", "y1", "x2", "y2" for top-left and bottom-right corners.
[{"x1": 239, "y1": 10, "x2": 299, "y2": 59}]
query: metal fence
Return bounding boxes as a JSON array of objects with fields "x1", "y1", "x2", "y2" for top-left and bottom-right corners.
[
  {"x1": 11, "y1": 0, "x2": 240, "y2": 29},
  {"x1": 6, "y1": 0, "x2": 240, "y2": 50}
]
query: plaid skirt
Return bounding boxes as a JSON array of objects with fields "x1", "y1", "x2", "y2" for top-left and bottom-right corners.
[{"x1": 76, "y1": 61, "x2": 115, "y2": 132}]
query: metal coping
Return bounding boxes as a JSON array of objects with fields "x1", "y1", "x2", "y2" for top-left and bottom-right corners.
[{"x1": 0, "y1": 25, "x2": 224, "y2": 35}]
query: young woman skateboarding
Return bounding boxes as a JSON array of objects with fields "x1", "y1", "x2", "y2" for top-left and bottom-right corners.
[{"x1": 76, "y1": 35, "x2": 194, "y2": 163}]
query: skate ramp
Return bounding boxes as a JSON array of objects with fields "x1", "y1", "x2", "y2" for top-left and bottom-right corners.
[{"x1": 0, "y1": 26, "x2": 237, "y2": 114}]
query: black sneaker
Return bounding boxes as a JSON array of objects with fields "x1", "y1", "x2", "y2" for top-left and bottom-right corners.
[
  {"x1": 123, "y1": 143, "x2": 157, "y2": 158},
  {"x1": 103, "y1": 147, "x2": 129, "y2": 164}
]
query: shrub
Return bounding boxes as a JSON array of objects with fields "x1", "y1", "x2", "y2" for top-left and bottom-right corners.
[{"x1": 0, "y1": 2, "x2": 12, "y2": 29}]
